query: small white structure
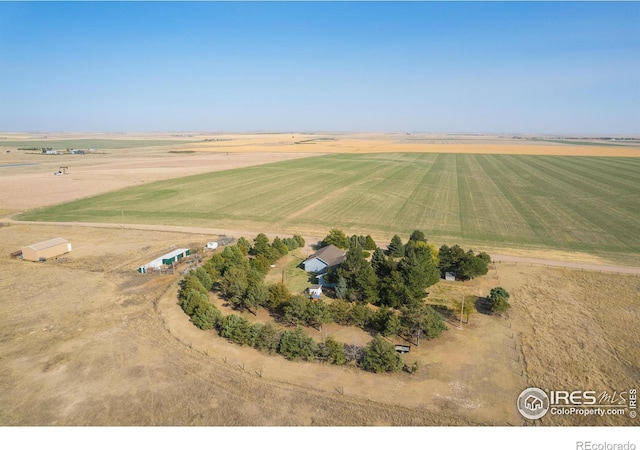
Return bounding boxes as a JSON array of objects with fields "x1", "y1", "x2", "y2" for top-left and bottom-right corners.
[
  {"x1": 206, "y1": 241, "x2": 219, "y2": 250},
  {"x1": 308, "y1": 284, "x2": 323, "y2": 299},
  {"x1": 445, "y1": 272, "x2": 456, "y2": 281}
]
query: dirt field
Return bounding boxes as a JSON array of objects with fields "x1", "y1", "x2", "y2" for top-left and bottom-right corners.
[
  {"x1": 0, "y1": 149, "x2": 312, "y2": 213},
  {"x1": 1, "y1": 133, "x2": 638, "y2": 426}
]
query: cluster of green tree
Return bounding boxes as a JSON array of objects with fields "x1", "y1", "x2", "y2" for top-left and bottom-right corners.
[
  {"x1": 178, "y1": 267, "x2": 222, "y2": 330},
  {"x1": 177, "y1": 236, "x2": 412, "y2": 373},
  {"x1": 235, "y1": 233, "x2": 305, "y2": 269},
  {"x1": 488, "y1": 286, "x2": 511, "y2": 314},
  {"x1": 332, "y1": 230, "x2": 447, "y2": 345},
  {"x1": 200, "y1": 233, "x2": 305, "y2": 316},
  {"x1": 321, "y1": 228, "x2": 376, "y2": 251},
  {"x1": 438, "y1": 244, "x2": 490, "y2": 281},
  {"x1": 176, "y1": 274, "x2": 403, "y2": 371},
  {"x1": 217, "y1": 313, "x2": 399, "y2": 370}
]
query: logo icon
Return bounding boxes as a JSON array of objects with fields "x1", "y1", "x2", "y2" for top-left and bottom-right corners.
[{"x1": 517, "y1": 387, "x2": 550, "y2": 420}]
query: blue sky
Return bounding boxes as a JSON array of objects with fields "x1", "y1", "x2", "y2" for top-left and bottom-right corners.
[{"x1": 0, "y1": 2, "x2": 638, "y2": 134}]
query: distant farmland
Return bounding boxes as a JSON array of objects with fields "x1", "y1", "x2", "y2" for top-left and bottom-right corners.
[
  {"x1": 19, "y1": 153, "x2": 640, "y2": 261},
  {"x1": 0, "y1": 139, "x2": 187, "y2": 150}
]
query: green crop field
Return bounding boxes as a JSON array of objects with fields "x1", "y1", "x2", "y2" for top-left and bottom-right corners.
[
  {"x1": 0, "y1": 139, "x2": 187, "y2": 149},
  {"x1": 19, "y1": 153, "x2": 640, "y2": 261}
]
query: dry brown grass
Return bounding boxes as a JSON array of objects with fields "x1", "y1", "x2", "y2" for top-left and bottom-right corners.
[
  {"x1": 2, "y1": 223, "x2": 637, "y2": 425},
  {"x1": 1, "y1": 133, "x2": 638, "y2": 426}
]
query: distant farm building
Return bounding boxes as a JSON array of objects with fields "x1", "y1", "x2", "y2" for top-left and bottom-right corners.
[
  {"x1": 138, "y1": 248, "x2": 190, "y2": 273},
  {"x1": 21, "y1": 238, "x2": 72, "y2": 262},
  {"x1": 303, "y1": 244, "x2": 346, "y2": 273}
]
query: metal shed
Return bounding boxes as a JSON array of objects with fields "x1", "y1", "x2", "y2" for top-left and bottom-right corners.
[
  {"x1": 138, "y1": 248, "x2": 190, "y2": 273},
  {"x1": 21, "y1": 238, "x2": 72, "y2": 262}
]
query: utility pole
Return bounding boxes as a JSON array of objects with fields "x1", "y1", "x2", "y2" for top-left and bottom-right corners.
[{"x1": 459, "y1": 295, "x2": 465, "y2": 329}]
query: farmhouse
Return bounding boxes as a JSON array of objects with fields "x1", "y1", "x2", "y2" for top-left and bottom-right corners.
[
  {"x1": 21, "y1": 238, "x2": 72, "y2": 262},
  {"x1": 302, "y1": 244, "x2": 346, "y2": 273},
  {"x1": 138, "y1": 248, "x2": 190, "y2": 273}
]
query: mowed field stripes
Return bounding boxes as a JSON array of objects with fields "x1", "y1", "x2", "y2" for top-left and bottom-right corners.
[{"x1": 20, "y1": 153, "x2": 640, "y2": 257}]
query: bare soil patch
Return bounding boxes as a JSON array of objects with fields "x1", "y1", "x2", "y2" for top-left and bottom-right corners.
[{"x1": 0, "y1": 149, "x2": 313, "y2": 213}]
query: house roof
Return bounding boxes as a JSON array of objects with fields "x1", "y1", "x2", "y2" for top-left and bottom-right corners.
[
  {"x1": 25, "y1": 238, "x2": 69, "y2": 251},
  {"x1": 304, "y1": 244, "x2": 346, "y2": 267},
  {"x1": 309, "y1": 284, "x2": 322, "y2": 290}
]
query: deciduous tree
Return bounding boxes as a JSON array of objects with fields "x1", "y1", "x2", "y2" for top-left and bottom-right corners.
[{"x1": 322, "y1": 228, "x2": 349, "y2": 249}]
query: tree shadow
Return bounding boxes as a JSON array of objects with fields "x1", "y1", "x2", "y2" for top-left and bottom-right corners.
[
  {"x1": 475, "y1": 296, "x2": 492, "y2": 315},
  {"x1": 431, "y1": 304, "x2": 457, "y2": 325}
]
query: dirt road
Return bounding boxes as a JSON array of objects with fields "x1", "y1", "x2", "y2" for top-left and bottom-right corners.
[{"x1": 7, "y1": 218, "x2": 640, "y2": 275}]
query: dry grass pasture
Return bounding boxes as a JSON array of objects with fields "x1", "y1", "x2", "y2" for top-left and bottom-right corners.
[{"x1": 1, "y1": 133, "x2": 639, "y2": 426}]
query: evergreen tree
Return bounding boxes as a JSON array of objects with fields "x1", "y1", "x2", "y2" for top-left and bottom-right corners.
[
  {"x1": 272, "y1": 237, "x2": 289, "y2": 257},
  {"x1": 360, "y1": 335, "x2": 403, "y2": 373},
  {"x1": 489, "y1": 287, "x2": 511, "y2": 315},
  {"x1": 191, "y1": 301, "x2": 221, "y2": 330},
  {"x1": 349, "y1": 303, "x2": 373, "y2": 328},
  {"x1": 335, "y1": 275, "x2": 348, "y2": 300},
  {"x1": 328, "y1": 299, "x2": 352, "y2": 325},
  {"x1": 250, "y1": 322, "x2": 281, "y2": 353},
  {"x1": 337, "y1": 245, "x2": 379, "y2": 304},
  {"x1": 293, "y1": 234, "x2": 305, "y2": 248},
  {"x1": 370, "y1": 248, "x2": 387, "y2": 277},
  {"x1": 371, "y1": 306, "x2": 402, "y2": 337},
  {"x1": 397, "y1": 244, "x2": 440, "y2": 304},
  {"x1": 378, "y1": 269, "x2": 409, "y2": 308},
  {"x1": 250, "y1": 254, "x2": 271, "y2": 275},
  {"x1": 282, "y1": 295, "x2": 310, "y2": 326},
  {"x1": 387, "y1": 235, "x2": 405, "y2": 257},
  {"x1": 252, "y1": 233, "x2": 271, "y2": 257},
  {"x1": 364, "y1": 235, "x2": 377, "y2": 251},
  {"x1": 306, "y1": 300, "x2": 331, "y2": 331},
  {"x1": 244, "y1": 280, "x2": 269, "y2": 315},
  {"x1": 235, "y1": 237, "x2": 251, "y2": 255},
  {"x1": 220, "y1": 315, "x2": 252, "y2": 345},
  {"x1": 278, "y1": 327, "x2": 317, "y2": 361},
  {"x1": 268, "y1": 282, "x2": 290, "y2": 309},
  {"x1": 400, "y1": 302, "x2": 447, "y2": 346},
  {"x1": 192, "y1": 267, "x2": 213, "y2": 291},
  {"x1": 317, "y1": 336, "x2": 346, "y2": 365},
  {"x1": 219, "y1": 265, "x2": 249, "y2": 303},
  {"x1": 408, "y1": 230, "x2": 426, "y2": 243}
]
